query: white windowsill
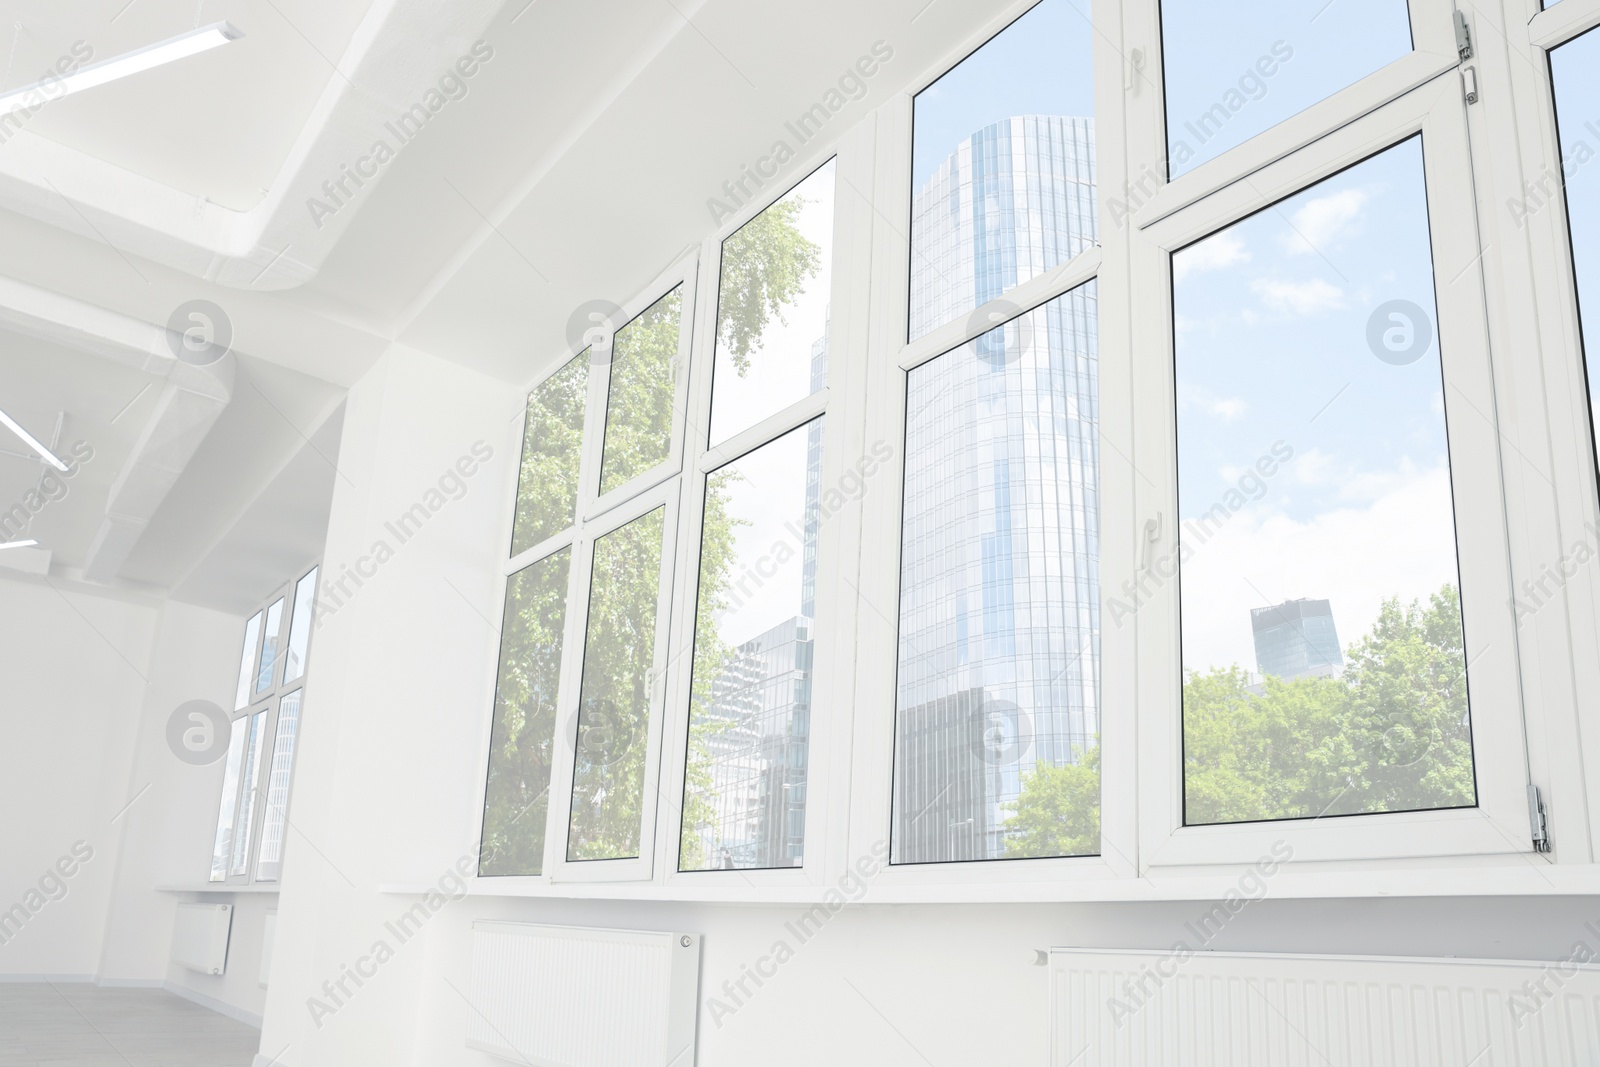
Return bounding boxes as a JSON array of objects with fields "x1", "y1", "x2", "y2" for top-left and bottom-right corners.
[
  {"x1": 155, "y1": 884, "x2": 281, "y2": 894},
  {"x1": 377, "y1": 860, "x2": 1600, "y2": 904}
]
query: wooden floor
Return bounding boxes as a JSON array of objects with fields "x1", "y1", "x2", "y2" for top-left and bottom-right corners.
[{"x1": 0, "y1": 983, "x2": 258, "y2": 1067}]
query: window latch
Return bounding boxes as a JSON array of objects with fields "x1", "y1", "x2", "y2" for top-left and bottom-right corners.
[
  {"x1": 1462, "y1": 65, "x2": 1480, "y2": 106},
  {"x1": 1141, "y1": 514, "x2": 1162, "y2": 571},
  {"x1": 1454, "y1": 10, "x2": 1473, "y2": 61},
  {"x1": 1529, "y1": 784, "x2": 1552, "y2": 853}
]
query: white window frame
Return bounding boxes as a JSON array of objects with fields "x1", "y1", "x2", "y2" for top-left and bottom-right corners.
[
  {"x1": 478, "y1": 255, "x2": 698, "y2": 886},
  {"x1": 655, "y1": 144, "x2": 870, "y2": 891},
  {"x1": 463, "y1": 0, "x2": 1600, "y2": 902},
  {"x1": 212, "y1": 560, "x2": 319, "y2": 886}
]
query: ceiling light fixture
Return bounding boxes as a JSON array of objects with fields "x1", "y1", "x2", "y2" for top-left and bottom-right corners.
[
  {"x1": 0, "y1": 408, "x2": 69, "y2": 471},
  {"x1": 0, "y1": 22, "x2": 243, "y2": 118},
  {"x1": 0, "y1": 540, "x2": 39, "y2": 550}
]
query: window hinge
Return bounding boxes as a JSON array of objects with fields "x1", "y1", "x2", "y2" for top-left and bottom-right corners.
[
  {"x1": 1462, "y1": 65, "x2": 1479, "y2": 106},
  {"x1": 1529, "y1": 784, "x2": 1552, "y2": 853},
  {"x1": 1455, "y1": 9, "x2": 1474, "y2": 61}
]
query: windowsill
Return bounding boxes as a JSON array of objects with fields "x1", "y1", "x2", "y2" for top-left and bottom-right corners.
[
  {"x1": 377, "y1": 859, "x2": 1600, "y2": 904},
  {"x1": 155, "y1": 884, "x2": 281, "y2": 895}
]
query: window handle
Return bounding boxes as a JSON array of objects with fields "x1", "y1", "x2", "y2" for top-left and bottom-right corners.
[{"x1": 1141, "y1": 514, "x2": 1163, "y2": 571}]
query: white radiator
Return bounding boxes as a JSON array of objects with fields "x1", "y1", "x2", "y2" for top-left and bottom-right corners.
[
  {"x1": 1051, "y1": 947, "x2": 1600, "y2": 1065},
  {"x1": 467, "y1": 921, "x2": 699, "y2": 1067},
  {"x1": 171, "y1": 902, "x2": 232, "y2": 976}
]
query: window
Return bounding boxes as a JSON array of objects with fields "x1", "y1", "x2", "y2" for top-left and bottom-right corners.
[
  {"x1": 1159, "y1": 0, "x2": 1413, "y2": 178},
  {"x1": 909, "y1": 0, "x2": 1095, "y2": 341},
  {"x1": 1550, "y1": 27, "x2": 1600, "y2": 482},
  {"x1": 677, "y1": 160, "x2": 839, "y2": 874},
  {"x1": 599, "y1": 288, "x2": 684, "y2": 497},
  {"x1": 893, "y1": 285, "x2": 1101, "y2": 863},
  {"x1": 482, "y1": 261, "x2": 694, "y2": 880},
  {"x1": 209, "y1": 563, "x2": 319, "y2": 884},
  {"x1": 1172, "y1": 138, "x2": 1473, "y2": 824},
  {"x1": 469, "y1": 0, "x2": 1591, "y2": 899}
]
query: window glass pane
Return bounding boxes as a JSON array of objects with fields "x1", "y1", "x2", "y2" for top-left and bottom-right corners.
[
  {"x1": 1173, "y1": 137, "x2": 1475, "y2": 825},
  {"x1": 1160, "y1": 0, "x2": 1412, "y2": 179},
  {"x1": 479, "y1": 548, "x2": 572, "y2": 876},
  {"x1": 567, "y1": 507, "x2": 666, "y2": 861},
  {"x1": 256, "y1": 690, "x2": 302, "y2": 882},
  {"x1": 512, "y1": 355, "x2": 589, "y2": 554},
  {"x1": 910, "y1": 0, "x2": 1095, "y2": 341},
  {"x1": 681, "y1": 420, "x2": 822, "y2": 871},
  {"x1": 208, "y1": 717, "x2": 249, "y2": 882},
  {"x1": 1551, "y1": 28, "x2": 1600, "y2": 475},
  {"x1": 282, "y1": 568, "x2": 318, "y2": 685},
  {"x1": 234, "y1": 611, "x2": 262, "y2": 711},
  {"x1": 598, "y1": 289, "x2": 682, "y2": 496},
  {"x1": 893, "y1": 282, "x2": 1101, "y2": 864},
  {"x1": 709, "y1": 161, "x2": 835, "y2": 445},
  {"x1": 229, "y1": 710, "x2": 267, "y2": 876},
  {"x1": 255, "y1": 598, "x2": 285, "y2": 695}
]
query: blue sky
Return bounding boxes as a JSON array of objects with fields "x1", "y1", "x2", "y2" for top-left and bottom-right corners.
[
  {"x1": 1162, "y1": 0, "x2": 1413, "y2": 176},
  {"x1": 912, "y1": 0, "x2": 1093, "y2": 190},
  {"x1": 1551, "y1": 27, "x2": 1600, "y2": 466},
  {"x1": 1172, "y1": 138, "x2": 1462, "y2": 672}
]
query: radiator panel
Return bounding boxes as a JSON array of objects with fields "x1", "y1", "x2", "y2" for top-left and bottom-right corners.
[
  {"x1": 468, "y1": 921, "x2": 699, "y2": 1067},
  {"x1": 1051, "y1": 948, "x2": 1600, "y2": 1066},
  {"x1": 170, "y1": 902, "x2": 232, "y2": 976}
]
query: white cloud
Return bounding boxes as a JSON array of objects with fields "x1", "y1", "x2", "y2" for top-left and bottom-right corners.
[
  {"x1": 1283, "y1": 188, "x2": 1369, "y2": 256},
  {"x1": 1174, "y1": 232, "x2": 1249, "y2": 282},
  {"x1": 1210, "y1": 397, "x2": 1247, "y2": 421},
  {"x1": 1252, "y1": 277, "x2": 1346, "y2": 315},
  {"x1": 1178, "y1": 464, "x2": 1462, "y2": 674}
]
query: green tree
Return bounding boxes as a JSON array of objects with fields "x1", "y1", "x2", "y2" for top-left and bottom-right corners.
[
  {"x1": 479, "y1": 548, "x2": 572, "y2": 875},
  {"x1": 599, "y1": 288, "x2": 682, "y2": 496},
  {"x1": 1004, "y1": 743, "x2": 1101, "y2": 858},
  {"x1": 485, "y1": 188, "x2": 822, "y2": 874},
  {"x1": 510, "y1": 354, "x2": 587, "y2": 555},
  {"x1": 715, "y1": 197, "x2": 822, "y2": 374},
  {"x1": 1183, "y1": 584, "x2": 1475, "y2": 825}
]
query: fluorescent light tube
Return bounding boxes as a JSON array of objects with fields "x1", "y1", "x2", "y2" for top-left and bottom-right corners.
[
  {"x1": 0, "y1": 539, "x2": 38, "y2": 550},
  {"x1": 0, "y1": 408, "x2": 67, "y2": 471},
  {"x1": 0, "y1": 22, "x2": 242, "y2": 118}
]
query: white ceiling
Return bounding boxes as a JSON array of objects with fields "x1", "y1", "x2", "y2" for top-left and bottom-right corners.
[{"x1": 0, "y1": 0, "x2": 1002, "y2": 612}]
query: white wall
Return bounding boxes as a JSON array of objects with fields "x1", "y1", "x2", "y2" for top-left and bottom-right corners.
[
  {"x1": 0, "y1": 573, "x2": 156, "y2": 978},
  {"x1": 95, "y1": 596, "x2": 276, "y2": 1023}
]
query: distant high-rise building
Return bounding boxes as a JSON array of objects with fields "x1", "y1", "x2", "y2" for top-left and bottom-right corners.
[
  {"x1": 1251, "y1": 599, "x2": 1344, "y2": 681},
  {"x1": 894, "y1": 115, "x2": 1100, "y2": 863},
  {"x1": 691, "y1": 327, "x2": 827, "y2": 870}
]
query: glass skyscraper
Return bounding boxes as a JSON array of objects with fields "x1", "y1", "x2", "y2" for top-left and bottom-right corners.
[
  {"x1": 690, "y1": 332, "x2": 826, "y2": 869},
  {"x1": 894, "y1": 116, "x2": 1101, "y2": 863},
  {"x1": 1251, "y1": 599, "x2": 1344, "y2": 681}
]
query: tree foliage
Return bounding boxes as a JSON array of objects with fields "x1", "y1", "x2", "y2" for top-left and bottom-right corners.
[
  {"x1": 1183, "y1": 584, "x2": 1474, "y2": 824},
  {"x1": 715, "y1": 197, "x2": 822, "y2": 375},
  {"x1": 1000, "y1": 585, "x2": 1475, "y2": 854}
]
